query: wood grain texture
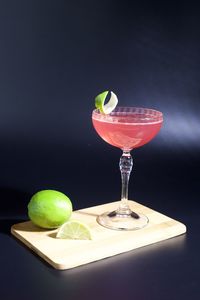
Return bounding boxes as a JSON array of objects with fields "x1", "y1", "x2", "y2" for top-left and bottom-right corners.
[{"x1": 11, "y1": 201, "x2": 186, "y2": 270}]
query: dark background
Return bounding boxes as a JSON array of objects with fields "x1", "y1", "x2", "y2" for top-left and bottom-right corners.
[{"x1": 0, "y1": 1, "x2": 200, "y2": 299}]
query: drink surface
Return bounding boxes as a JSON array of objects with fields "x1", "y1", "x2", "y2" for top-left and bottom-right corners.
[{"x1": 92, "y1": 108, "x2": 163, "y2": 151}]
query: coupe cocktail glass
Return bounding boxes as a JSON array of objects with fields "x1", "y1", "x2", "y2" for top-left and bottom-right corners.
[{"x1": 92, "y1": 107, "x2": 163, "y2": 230}]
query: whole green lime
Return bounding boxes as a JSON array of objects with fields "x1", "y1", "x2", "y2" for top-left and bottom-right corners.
[{"x1": 27, "y1": 190, "x2": 73, "y2": 229}]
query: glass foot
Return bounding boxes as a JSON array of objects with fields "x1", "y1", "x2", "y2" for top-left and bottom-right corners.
[{"x1": 96, "y1": 211, "x2": 149, "y2": 231}]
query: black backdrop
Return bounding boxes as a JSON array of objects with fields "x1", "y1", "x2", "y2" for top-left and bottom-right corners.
[
  {"x1": 1, "y1": 1, "x2": 200, "y2": 299},
  {"x1": 0, "y1": 1, "x2": 199, "y2": 217}
]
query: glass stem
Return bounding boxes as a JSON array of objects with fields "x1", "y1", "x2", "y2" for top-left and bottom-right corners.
[{"x1": 118, "y1": 151, "x2": 133, "y2": 215}]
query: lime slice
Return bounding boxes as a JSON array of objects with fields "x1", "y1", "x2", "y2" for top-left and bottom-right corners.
[
  {"x1": 56, "y1": 220, "x2": 92, "y2": 240},
  {"x1": 95, "y1": 90, "x2": 118, "y2": 114}
]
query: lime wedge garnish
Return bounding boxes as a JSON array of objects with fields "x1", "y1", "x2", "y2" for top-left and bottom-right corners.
[
  {"x1": 95, "y1": 91, "x2": 118, "y2": 114},
  {"x1": 56, "y1": 220, "x2": 92, "y2": 240}
]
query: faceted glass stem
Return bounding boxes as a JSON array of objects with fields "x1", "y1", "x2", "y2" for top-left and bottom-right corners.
[
  {"x1": 96, "y1": 149, "x2": 148, "y2": 229},
  {"x1": 117, "y1": 151, "x2": 133, "y2": 214}
]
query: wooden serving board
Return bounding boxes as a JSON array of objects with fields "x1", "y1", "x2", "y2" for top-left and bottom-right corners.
[{"x1": 11, "y1": 201, "x2": 186, "y2": 270}]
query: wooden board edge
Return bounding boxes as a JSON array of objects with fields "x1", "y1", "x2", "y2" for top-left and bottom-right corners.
[
  {"x1": 176, "y1": 221, "x2": 187, "y2": 234},
  {"x1": 11, "y1": 226, "x2": 57, "y2": 269},
  {"x1": 55, "y1": 231, "x2": 187, "y2": 270}
]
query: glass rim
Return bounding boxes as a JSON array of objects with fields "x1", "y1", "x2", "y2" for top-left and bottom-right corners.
[{"x1": 92, "y1": 106, "x2": 163, "y2": 125}]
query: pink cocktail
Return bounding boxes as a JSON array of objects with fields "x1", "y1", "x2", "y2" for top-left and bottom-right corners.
[
  {"x1": 92, "y1": 107, "x2": 163, "y2": 230},
  {"x1": 92, "y1": 107, "x2": 162, "y2": 151}
]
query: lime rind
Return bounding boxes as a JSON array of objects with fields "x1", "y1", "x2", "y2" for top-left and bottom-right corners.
[
  {"x1": 95, "y1": 91, "x2": 118, "y2": 114},
  {"x1": 56, "y1": 220, "x2": 92, "y2": 240},
  {"x1": 27, "y1": 190, "x2": 72, "y2": 229},
  {"x1": 95, "y1": 90, "x2": 109, "y2": 112}
]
